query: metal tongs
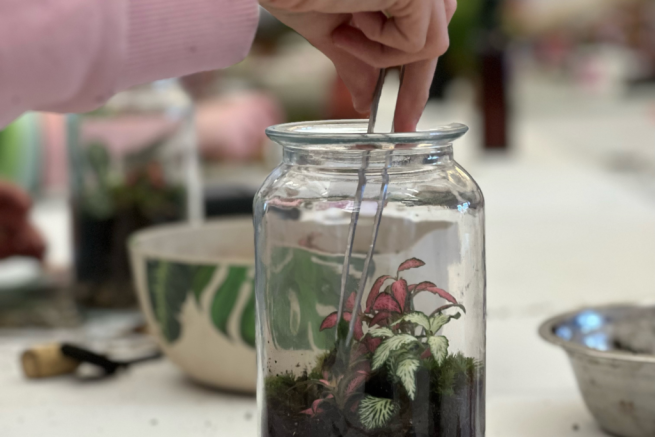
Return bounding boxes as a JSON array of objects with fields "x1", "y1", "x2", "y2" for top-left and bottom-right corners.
[{"x1": 336, "y1": 67, "x2": 406, "y2": 345}]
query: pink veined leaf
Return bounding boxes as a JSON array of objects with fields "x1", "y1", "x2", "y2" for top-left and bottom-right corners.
[
  {"x1": 410, "y1": 281, "x2": 437, "y2": 293},
  {"x1": 370, "y1": 311, "x2": 392, "y2": 327},
  {"x1": 301, "y1": 398, "x2": 327, "y2": 415},
  {"x1": 423, "y1": 286, "x2": 458, "y2": 304},
  {"x1": 397, "y1": 257, "x2": 426, "y2": 273},
  {"x1": 320, "y1": 312, "x2": 338, "y2": 331},
  {"x1": 391, "y1": 279, "x2": 408, "y2": 312},
  {"x1": 345, "y1": 292, "x2": 357, "y2": 312},
  {"x1": 320, "y1": 311, "x2": 352, "y2": 331},
  {"x1": 373, "y1": 294, "x2": 402, "y2": 313},
  {"x1": 351, "y1": 358, "x2": 371, "y2": 375},
  {"x1": 268, "y1": 198, "x2": 303, "y2": 209},
  {"x1": 345, "y1": 372, "x2": 369, "y2": 396},
  {"x1": 354, "y1": 315, "x2": 364, "y2": 341},
  {"x1": 364, "y1": 335, "x2": 382, "y2": 353},
  {"x1": 366, "y1": 275, "x2": 392, "y2": 312},
  {"x1": 420, "y1": 348, "x2": 432, "y2": 359},
  {"x1": 319, "y1": 379, "x2": 331, "y2": 387},
  {"x1": 350, "y1": 399, "x2": 361, "y2": 413}
]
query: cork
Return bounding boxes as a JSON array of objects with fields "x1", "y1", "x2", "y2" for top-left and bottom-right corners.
[{"x1": 21, "y1": 344, "x2": 81, "y2": 379}]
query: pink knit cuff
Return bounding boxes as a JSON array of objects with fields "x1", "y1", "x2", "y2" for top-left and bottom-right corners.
[{"x1": 118, "y1": 0, "x2": 259, "y2": 90}]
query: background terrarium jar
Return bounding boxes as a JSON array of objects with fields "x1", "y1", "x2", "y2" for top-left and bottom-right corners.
[
  {"x1": 254, "y1": 121, "x2": 486, "y2": 437},
  {"x1": 68, "y1": 79, "x2": 201, "y2": 307}
]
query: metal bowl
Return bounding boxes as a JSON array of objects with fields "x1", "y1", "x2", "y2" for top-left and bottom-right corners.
[{"x1": 540, "y1": 305, "x2": 655, "y2": 437}]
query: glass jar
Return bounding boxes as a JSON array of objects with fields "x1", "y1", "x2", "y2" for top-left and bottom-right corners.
[
  {"x1": 254, "y1": 121, "x2": 485, "y2": 437},
  {"x1": 68, "y1": 79, "x2": 201, "y2": 307}
]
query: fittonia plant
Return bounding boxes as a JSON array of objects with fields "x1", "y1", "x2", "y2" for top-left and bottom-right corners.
[{"x1": 307, "y1": 257, "x2": 466, "y2": 431}]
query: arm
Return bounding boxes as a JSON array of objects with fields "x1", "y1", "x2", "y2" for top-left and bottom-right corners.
[{"x1": 0, "y1": 0, "x2": 259, "y2": 127}]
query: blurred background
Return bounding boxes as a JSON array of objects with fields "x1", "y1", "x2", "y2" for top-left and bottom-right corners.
[{"x1": 1, "y1": 0, "x2": 655, "y2": 435}]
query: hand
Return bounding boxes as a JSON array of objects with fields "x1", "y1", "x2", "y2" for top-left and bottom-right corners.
[
  {"x1": 260, "y1": 0, "x2": 457, "y2": 132},
  {"x1": 0, "y1": 181, "x2": 45, "y2": 261}
]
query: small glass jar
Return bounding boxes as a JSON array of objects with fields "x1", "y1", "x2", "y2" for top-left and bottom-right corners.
[
  {"x1": 254, "y1": 121, "x2": 486, "y2": 437},
  {"x1": 68, "y1": 79, "x2": 201, "y2": 307}
]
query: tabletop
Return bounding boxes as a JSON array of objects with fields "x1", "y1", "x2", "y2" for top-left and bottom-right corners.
[{"x1": 3, "y1": 84, "x2": 655, "y2": 436}]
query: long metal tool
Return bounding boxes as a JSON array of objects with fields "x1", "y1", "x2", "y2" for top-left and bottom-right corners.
[{"x1": 336, "y1": 67, "x2": 406, "y2": 344}]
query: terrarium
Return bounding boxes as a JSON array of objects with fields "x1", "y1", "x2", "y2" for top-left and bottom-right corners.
[
  {"x1": 254, "y1": 121, "x2": 486, "y2": 437},
  {"x1": 68, "y1": 79, "x2": 201, "y2": 307}
]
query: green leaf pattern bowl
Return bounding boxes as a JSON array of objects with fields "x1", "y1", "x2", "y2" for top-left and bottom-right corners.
[{"x1": 129, "y1": 217, "x2": 257, "y2": 392}]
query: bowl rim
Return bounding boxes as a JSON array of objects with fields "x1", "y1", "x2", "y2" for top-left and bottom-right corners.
[
  {"x1": 539, "y1": 303, "x2": 655, "y2": 364},
  {"x1": 129, "y1": 216, "x2": 255, "y2": 265}
]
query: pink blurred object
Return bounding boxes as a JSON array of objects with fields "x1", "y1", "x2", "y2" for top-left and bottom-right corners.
[
  {"x1": 41, "y1": 113, "x2": 68, "y2": 193},
  {"x1": 80, "y1": 116, "x2": 179, "y2": 159},
  {"x1": 196, "y1": 92, "x2": 284, "y2": 162}
]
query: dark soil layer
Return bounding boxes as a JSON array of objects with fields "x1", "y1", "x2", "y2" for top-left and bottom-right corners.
[{"x1": 264, "y1": 353, "x2": 484, "y2": 437}]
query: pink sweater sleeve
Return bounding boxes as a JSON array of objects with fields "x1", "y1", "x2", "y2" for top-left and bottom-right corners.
[{"x1": 0, "y1": 0, "x2": 259, "y2": 127}]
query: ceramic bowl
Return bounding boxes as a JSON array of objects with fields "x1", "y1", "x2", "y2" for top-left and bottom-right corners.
[
  {"x1": 129, "y1": 217, "x2": 256, "y2": 393},
  {"x1": 540, "y1": 305, "x2": 655, "y2": 437}
]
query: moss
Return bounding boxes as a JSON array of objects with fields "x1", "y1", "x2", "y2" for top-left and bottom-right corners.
[{"x1": 264, "y1": 351, "x2": 483, "y2": 437}]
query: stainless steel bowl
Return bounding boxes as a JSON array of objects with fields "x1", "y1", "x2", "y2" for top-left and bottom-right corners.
[{"x1": 540, "y1": 305, "x2": 655, "y2": 437}]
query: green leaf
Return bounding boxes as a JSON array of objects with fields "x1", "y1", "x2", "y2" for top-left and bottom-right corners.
[
  {"x1": 192, "y1": 265, "x2": 216, "y2": 305},
  {"x1": 368, "y1": 327, "x2": 395, "y2": 338},
  {"x1": 392, "y1": 312, "x2": 430, "y2": 332},
  {"x1": 266, "y1": 246, "x2": 375, "y2": 350},
  {"x1": 358, "y1": 396, "x2": 396, "y2": 430},
  {"x1": 428, "y1": 335, "x2": 449, "y2": 365},
  {"x1": 395, "y1": 354, "x2": 420, "y2": 400},
  {"x1": 146, "y1": 260, "x2": 194, "y2": 343},
  {"x1": 240, "y1": 288, "x2": 256, "y2": 348},
  {"x1": 372, "y1": 334, "x2": 419, "y2": 370},
  {"x1": 211, "y1": 266, "x2": 249, "y2": 337}
]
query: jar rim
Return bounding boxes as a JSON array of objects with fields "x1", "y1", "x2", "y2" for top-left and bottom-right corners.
[{"x1": 266, "y1": 120, "x2": 468, "y2": 149}]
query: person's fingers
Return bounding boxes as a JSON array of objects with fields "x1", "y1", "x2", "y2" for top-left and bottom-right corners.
[
  {"x1": 265, "y1": 0, "x2": 400, "y2": 15},
  {"x1": 444, "y1": 0, "x2": 457, "y2": 23},
  {"x1": 393, "y1": 58, "x2": 439, "y2": 132},
  {"x1": 320, "y1": 45, "x2": 379, "y2": 113},
  {"x1": 333, "y1": 1, "x2": 449, "y2": 68},
  {"x1": 332, "y1": 26, "x2": 410, "y2": 68},
  {"x1": 351, "y1": 3, "x2": 430, "y2": 53}
]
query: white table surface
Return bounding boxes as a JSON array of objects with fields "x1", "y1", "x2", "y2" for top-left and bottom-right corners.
[{"x1": 4, "y1": 86, "x2": 655, "y2": 436}]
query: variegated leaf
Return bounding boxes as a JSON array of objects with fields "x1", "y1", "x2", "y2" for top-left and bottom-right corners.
[
  {"x1": 434, "y1": 303, "x2": 467, "y2": 314},
  {"x1": 428, "y1": 335, "x2": 449, "y2": 365},
  {"x1": 395, "y1": 354, "x2": 420, "y2": 400},
  {"x1": 429, "y1": 313, "x2": 454, "y2": 333},
  {"x1": 359, "y1": 396, "x2": 396, "y2": 430},
  {"x1": 368, "y1": 327, "x2": 395, "y2": 338},
  {"x1": 392, "y1": 312, "x2": 430, "y2": 332},
  {"x1": 372, "y1": 334, "x2": 419, "y2": 370}
]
